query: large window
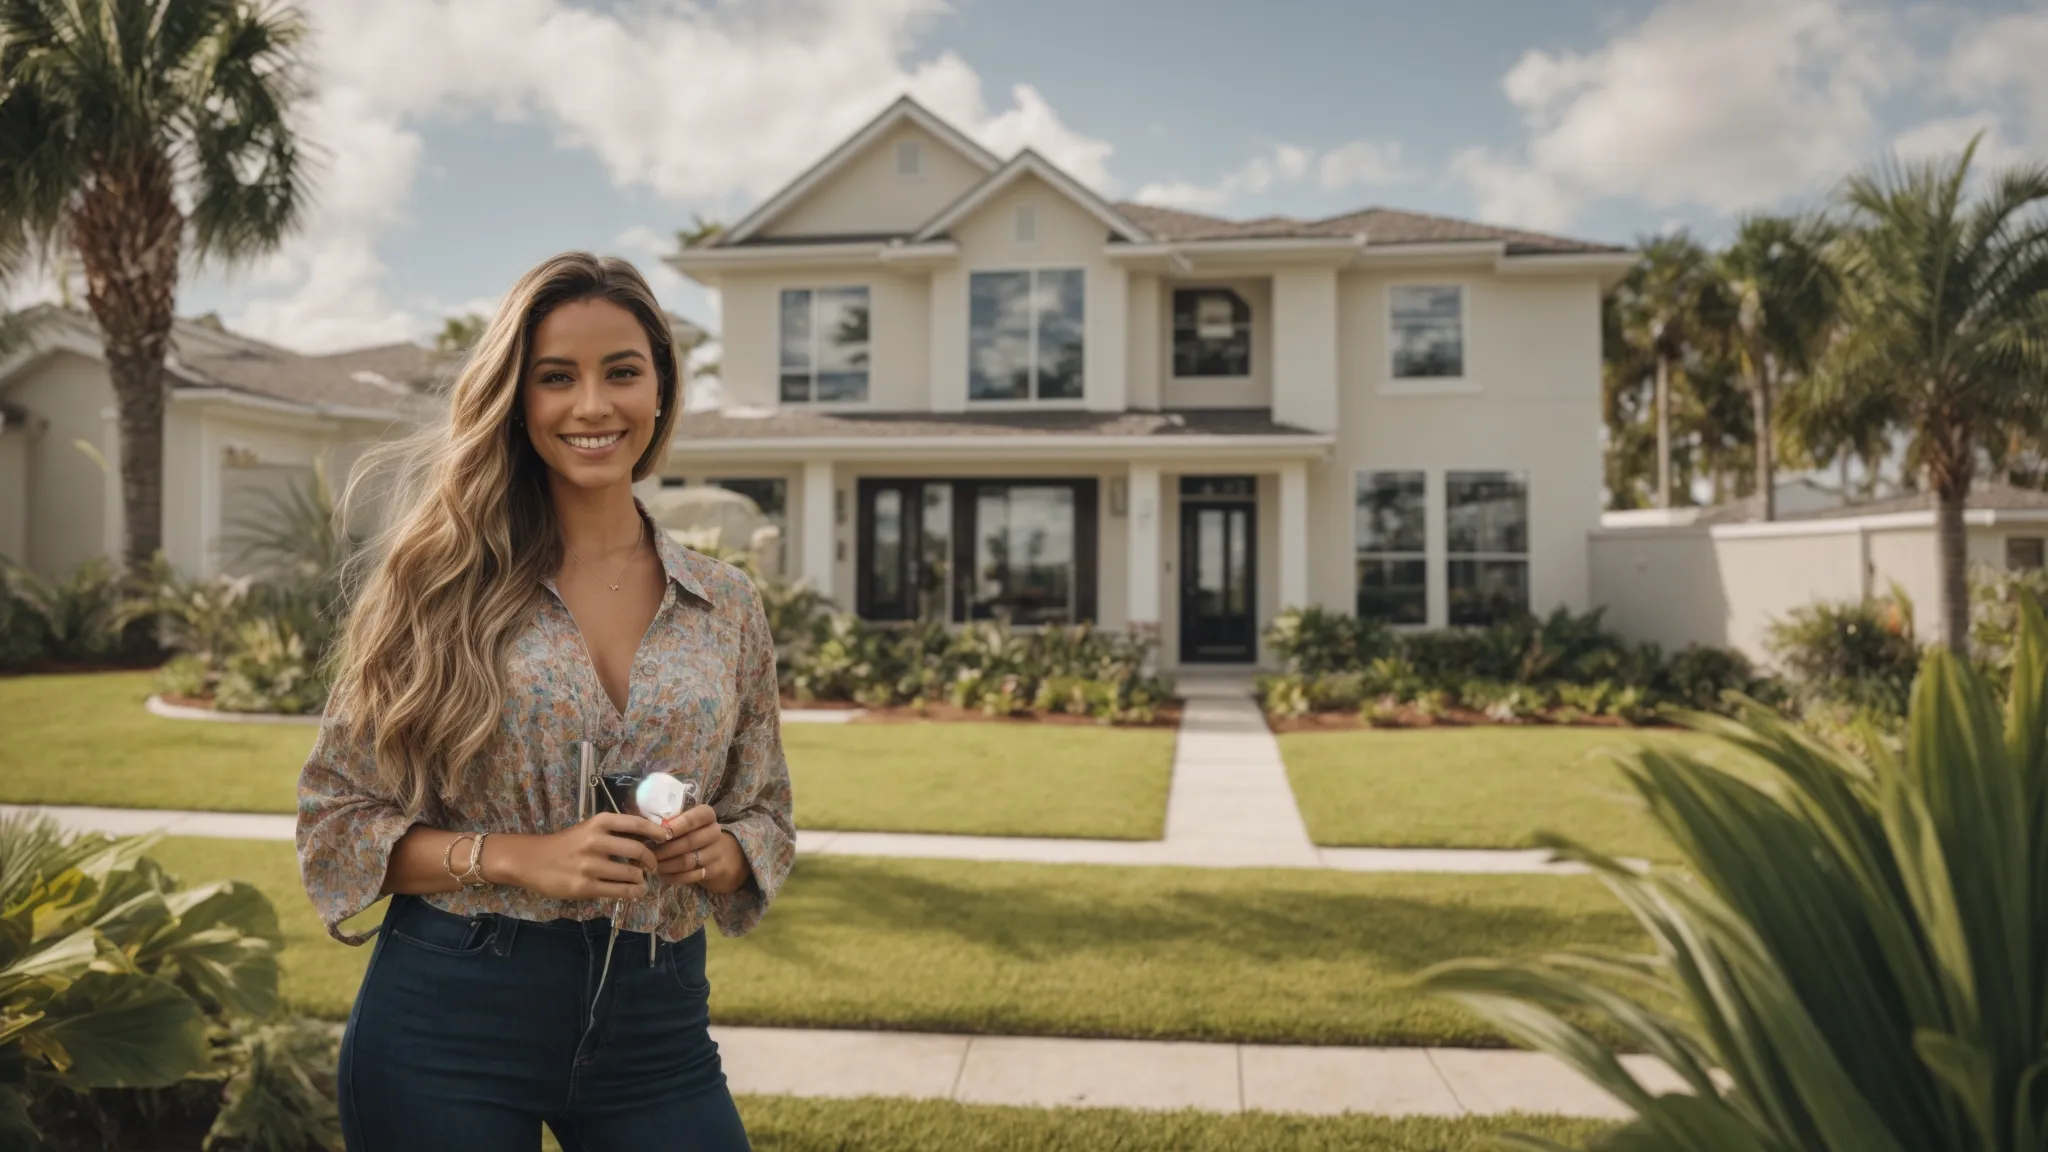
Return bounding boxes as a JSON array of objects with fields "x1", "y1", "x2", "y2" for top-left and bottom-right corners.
[
  {"x1": 779, "y1": 287, "x2": 870, "y2": 403},
  {"x1": 1172, "y1": 288, "x2": 1251, "y2": 377},
  {"x1": 1390, "y1": 285, "x2": 1465, "y2": 380},
  {"x1": 1355, "y1": 472, "x2": 1427, "y2": 624},
  {"x1": 969, "y1": 269, "x2": 1084, "y2": 401},
  {"x1": 857, "y1": 478, "x2": 1096, "y2": 625},
  {"x1": 1446, "y1": 470, "x2": 1528, "y2": 626}
]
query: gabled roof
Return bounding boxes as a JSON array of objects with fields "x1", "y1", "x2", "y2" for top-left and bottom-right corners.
[
  {"x1": 1116, "y1": 202, "x2": 1624, "y2": 255},
  {"x1": 911, "y1": 150, "x2": 1152, "y2": 244},
  {"x1": 715, "y1": 96, "x2": 1003, "y2": 247}
]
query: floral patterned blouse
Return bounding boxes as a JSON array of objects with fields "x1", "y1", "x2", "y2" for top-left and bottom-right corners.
[{"x1": 296, "y1": 510, "x2": 795, "y2": 946}]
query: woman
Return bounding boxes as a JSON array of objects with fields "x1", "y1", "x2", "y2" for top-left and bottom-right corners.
[{"x1": 298, "y1": 252, "x2": 791, "y2": 1151}]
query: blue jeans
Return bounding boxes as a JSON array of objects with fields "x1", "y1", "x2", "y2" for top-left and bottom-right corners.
[{"x1": 340, "y1": 894, "x2": 751, "y2": 1151}]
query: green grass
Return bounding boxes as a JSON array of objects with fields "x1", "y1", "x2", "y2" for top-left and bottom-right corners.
[
  {"x1": 1280, "y1": 726, "x2": 1759, "y2": 860},
  {"x1": 147, "y1": 838, "x2": 1641, "y2": 1047},
  {"x1": 0, "y1": 672, "x2": 311, "y2": 813},
  {"x1": 783, "y1": 722, "x2": 1173, "y2": 839},
  {"x1": 730, "y1": 1097, "x2": 1610, "y2": 1151},
  {"x1": 0, "y1": 673, "x2": 1171, "y2": 839}
]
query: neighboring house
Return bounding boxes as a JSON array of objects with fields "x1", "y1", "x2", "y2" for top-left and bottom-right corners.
[
  {"x1": 1594, "y1": 486, "x2": 2048, "y2": 660},
  {"x1": 0, "y1": 306, "x2": 446, "y2": 580},
  {"x1": 666, "y1": 96, "x2": 1633, "y2": 667}
]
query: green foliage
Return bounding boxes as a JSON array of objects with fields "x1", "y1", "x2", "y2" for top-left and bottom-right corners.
[
  {"x1": 1, "y1": 557, "x2": 132, "y2": 663},
  {"x1": 1423, "y1": 593, "x2": 2048, "y2": 1151},
  {"x1": 212, "y1": 619, "x2": 326, "y2": 715},
  {"x1": 1970, "y1": 564, "x2": 2048, "y2": 683},
  {"x1": 1765, "y1": 590, "x2": 1920, "y2": 715},
  {"x1": 204, "y1": 1015, "x2": 343, "y2": 1151},
  {"x1": 0, "y1": 564, "x2": 52, "y2": 668},
  {"x1": 1260, "y1": 606, "x2": 1767, "y2": 724},
  {"x1": 0, "y1": 812, "x2": 335, "y2": 1150},
  {"x1": 787, "y1": 616, "x2": 1173, "y2": 724}
]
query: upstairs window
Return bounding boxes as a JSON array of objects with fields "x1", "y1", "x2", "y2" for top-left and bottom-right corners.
[
  {"x1": 968, "y1": 269, "x2": 1084, "y2": 402},
  {"x1": 779, "y1": 287, "x2": 870, "y2": 403},
  {"x1": 1390, "y1": 285, "x2": 1465, "y2": 380},
  {"x1": 1172, "y1": 288, "x2": 1251, "y2": 378}
]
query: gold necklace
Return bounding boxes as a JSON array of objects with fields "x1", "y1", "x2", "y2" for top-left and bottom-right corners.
[{"x1": 564, "y1": 522, "x2": 644, "y2": 593}]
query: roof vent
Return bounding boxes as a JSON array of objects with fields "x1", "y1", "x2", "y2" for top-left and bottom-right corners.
[
  {"x1": 895, "y1": 139, "x2": 922, "y2": 178},
  {"x1": 1014, "y1": 203, "x2": 1037, "y2": 244}
]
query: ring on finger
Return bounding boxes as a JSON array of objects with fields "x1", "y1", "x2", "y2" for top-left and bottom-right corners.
[{"x1": 691, "y1": 849, "x2": 702, "y2": 870}]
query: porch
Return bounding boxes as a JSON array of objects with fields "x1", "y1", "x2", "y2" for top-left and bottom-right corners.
[{"x1": 659, "y1": 408, "x2": 1332, "y2": 669}]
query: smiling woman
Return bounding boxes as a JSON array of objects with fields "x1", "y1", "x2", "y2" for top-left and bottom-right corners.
[{"x1": 304, "y1": 253, "x2": 789, "y2": 1151}]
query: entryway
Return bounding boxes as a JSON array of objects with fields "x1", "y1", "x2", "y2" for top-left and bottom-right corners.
[{"x1": 1177, "y1": 476, "x2": 1257, "y2": 664}]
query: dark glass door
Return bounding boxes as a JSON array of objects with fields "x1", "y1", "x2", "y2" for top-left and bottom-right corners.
[{"x1": 1179, "y1": 500, "x2": 1256, "y2": 663}]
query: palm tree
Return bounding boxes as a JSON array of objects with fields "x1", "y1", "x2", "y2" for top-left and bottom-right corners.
[
  {"x1": 1811, "y1": 136, "x2": 2048, "y2": 653},
  {"x1": 677, "y1": 214, "x2": 724, "y2": 250},
  {"x1": 0, "y1": 0, "x2": 311, "y2": 572},
  {"x1": 1716, "y1": 213, "x2": 1840, "y2": 521},
  {"x1": 1612, "y1": 232, "x2": 1721, "y2": 507}
]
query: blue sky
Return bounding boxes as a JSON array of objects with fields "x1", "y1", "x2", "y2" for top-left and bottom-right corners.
[{"x1": 138, "y1": 0, "x2": 2047, "y2": 353}]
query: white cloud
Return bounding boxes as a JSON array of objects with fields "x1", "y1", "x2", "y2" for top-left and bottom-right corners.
[
  {"x1": 1946, "y1": 8, "x2": 2048, "y2": 150},
  {"x1": 222, "y1": 0, "x2": 1117, "y2": 352},
  {"x1": 1453, "y1": 0, "x2": 1913, "y2": 228},
  {"x1": 1133, "y1": 140, "x2": 1411, "y2": 210},
  {"x1": 1890, "y1": 115, "x2": 2027, "y2": 172}
]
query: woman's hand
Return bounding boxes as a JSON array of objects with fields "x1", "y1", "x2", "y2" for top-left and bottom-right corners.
[
  {"x1": 494, "y1": 813, "x2": 666, "y2": 901},
  {"x1": 653, "y1": 805, "x2": 751, "y2": 894}
]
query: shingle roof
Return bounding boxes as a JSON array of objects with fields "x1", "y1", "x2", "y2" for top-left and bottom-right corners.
[
  {"x1": 1116, "y1": 202, "x2": 1623, "y2": 255},
  {"x1": 673, "y1": 407, "x2": 1323, "y2": 441},
  {"x1": 1695, "y1": 485, "x2": 2048, "y2": 525},
  {"x1": 175, "y1": 337, "x2": 449, "y2": 414}
]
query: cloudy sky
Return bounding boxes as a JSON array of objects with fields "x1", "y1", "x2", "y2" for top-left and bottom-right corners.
[{"x1": 82, "y1": 0, "x2": 2048, "y2": 353}]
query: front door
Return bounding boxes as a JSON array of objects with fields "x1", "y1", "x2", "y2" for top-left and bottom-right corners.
[{"x1": 1179, "y1": 497, "x2": 1257, "y2": 664}]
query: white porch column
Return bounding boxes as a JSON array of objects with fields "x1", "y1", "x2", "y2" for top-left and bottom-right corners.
[
  {"x1": 801, "y1": 459, "x2": 835, "y2": 594},
  {"x1": 1278, "y1": 461, "x2": 1309, "y2": 610},
  {"x1": 1126, "y1": 464, "x2": 1161, "y2": 630}
]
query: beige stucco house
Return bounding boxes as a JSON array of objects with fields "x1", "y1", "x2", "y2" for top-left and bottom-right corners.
[
  {"x1": 0, "y1": 306, "x2": 444, "y2": 580},
  {"x1": 665, "y1": 96, "x2": 1634, "y2": 667}
]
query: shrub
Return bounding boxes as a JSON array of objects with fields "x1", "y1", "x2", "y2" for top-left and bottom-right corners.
[
  {"x1": 1424, "y1": 597, "x2": 2047, "y2": 1152},
  {"x1": 0, "y1": 563, "x2": 51, "y2": 668},
  {"x1": 2, "y1": 813, "x2": 340, "y2": 1150},
  {"x1": 213, "y1": 619, "x2": 327, "y2": 715},
  {"x1": 1264, "y1": 606, "x2": 1392, "y2": 675},
  {"x1": 3, "y1": 556, "x2": 133, "y2": 662},
  {"x1": 1660, "y1": 643, "x2": 1763, "y2": 711},
  {"x1": 1970, "y1": 563, "x2": 2048, "y2": 683},
  {"x1": 1765, "y1": 590, "x2": 1920, "y2": 716}
]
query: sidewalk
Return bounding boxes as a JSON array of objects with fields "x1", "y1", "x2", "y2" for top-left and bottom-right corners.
[{"x1": 711, "y1": 1025, "x2": 1681, "y2": 1119}]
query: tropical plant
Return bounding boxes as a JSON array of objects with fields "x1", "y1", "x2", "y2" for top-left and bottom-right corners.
[
  {"x1": 124, "y1": 556, "x2": 254, "y2": 683},
  {"x1": 0, "y1": 812, "x2": 286, "y2": 1149},
  {"x1": 1715, "y1": 213, "x2": 1841, "y2": 521},
  {"x1": 2, "y1": 555, "x2": 133, "y2": 662},
  {"x1": 212, "y1": 617, "x2": 325, "y2": 714},
  {"x1": 0, "y1": 0, "x2": 312, "y2": 572},
  {"x1": 1969, "y1": 563, "x2": 2048, "y2": 683},
  {"x1": 1805, "y1": 136, "x2": 2048, "y2": 653},
  {"x1": 1423, "y1": 594, "x2": 2048, "y2": 1152},
  {"x1": 0, "y1": 562, "x2": 52, "y2": 668}
]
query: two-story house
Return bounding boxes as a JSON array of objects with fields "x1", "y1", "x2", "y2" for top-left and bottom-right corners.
[{"x1": 666, "y1": 97, "x2": 1632, "y2": 668}]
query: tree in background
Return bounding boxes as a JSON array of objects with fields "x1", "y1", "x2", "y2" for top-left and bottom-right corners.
[
  {"x1": 0, "y1": 0, "x2": 311, "y2": 572},
  {"x1": 434, "y1": 312, "x2": 488, "y2": 353},
  {"x1": 1808, "y1": 137, "x2": 2048, "y2": 653},
  {"x1": 1609, "y1": 232, "x2": 1724, "y2": 508},
  {"x1": 1716, "y1": 212, "x2": 1841, "y2": 521},
  {"x1": 676, "y1": 213, "x2": 724, "y2": 250}
]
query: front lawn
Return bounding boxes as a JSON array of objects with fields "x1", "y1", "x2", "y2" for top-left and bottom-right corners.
[
  {"x1": 1280, "y1": 727, "x2": 1755, "y2": 860},
  {"x1": 783, "y1": 722, "x2": 1172, "y2": 839},
  {"x1": 0, "y1": 673, "x2": 1171, "y2": 840},
  {"x1": 148, "y1": 838, "x2": 1641, "y2": 1047},
  {"x1": 735, "y1": 1097, "x2": 1609, "y2": 1151}
]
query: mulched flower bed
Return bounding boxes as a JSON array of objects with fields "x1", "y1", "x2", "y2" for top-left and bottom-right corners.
[
  {"x1": 1264, "y1": 706, "x2": 1658, "y2": 734},
  {"x1": 783, "y1": 697, "x2": 1183, "y2": 729}
]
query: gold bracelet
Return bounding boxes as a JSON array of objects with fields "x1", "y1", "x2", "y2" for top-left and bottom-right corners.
[
  {"x1": 443, "y1": 834, "x2": 475, "y2": 886},
  {"x1": 458, "y1": 831, "x2": 492, "y2": 889}
]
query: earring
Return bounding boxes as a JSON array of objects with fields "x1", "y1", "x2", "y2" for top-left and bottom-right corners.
[{"x1": 655, "y1": 408, "x2": 663, "y2": 418}]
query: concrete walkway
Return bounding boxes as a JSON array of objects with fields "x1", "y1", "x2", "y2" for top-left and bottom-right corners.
[{"x1": 712, "y1": 1025, "x2": 1680, "y2": 1119}]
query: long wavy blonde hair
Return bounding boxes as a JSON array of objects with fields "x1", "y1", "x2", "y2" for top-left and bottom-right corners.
[{"x1": 329, "y1": 252, "x2": 681, "y2": 815}]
